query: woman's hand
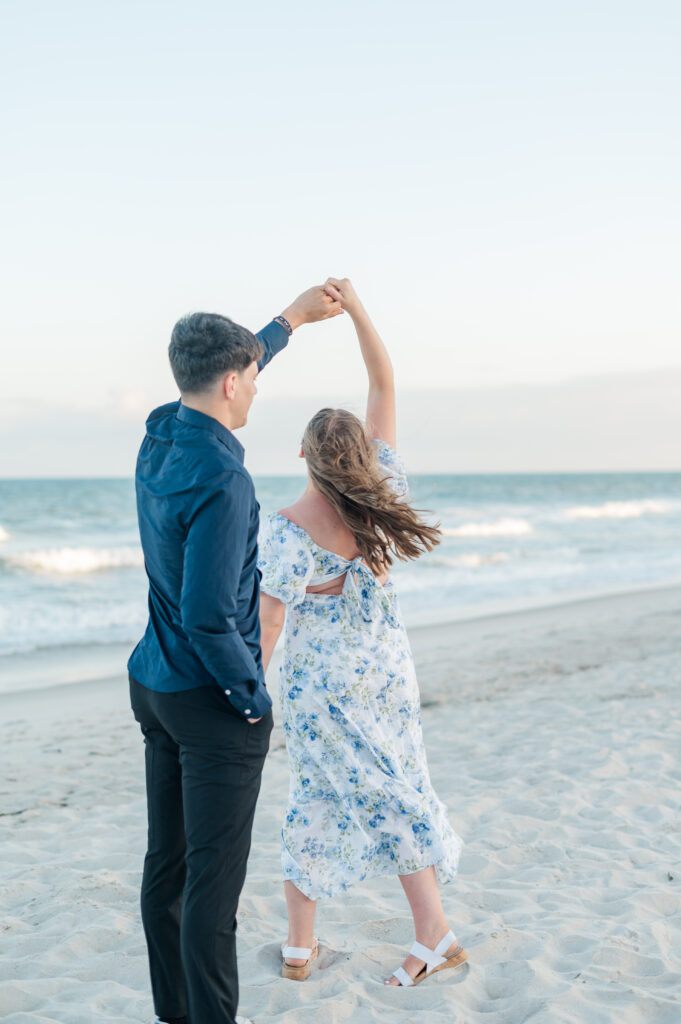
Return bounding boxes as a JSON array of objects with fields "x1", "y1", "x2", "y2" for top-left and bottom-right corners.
[{"x1": 323, "y1": 278, "x2": 366, "y2": 320}]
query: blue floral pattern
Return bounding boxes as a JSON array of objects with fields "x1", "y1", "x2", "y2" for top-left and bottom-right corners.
[{"x1": 258, "y1": 440, "x2": 462, "y2": 899}]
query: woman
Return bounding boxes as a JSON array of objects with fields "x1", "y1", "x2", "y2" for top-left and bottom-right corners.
[{"x1": 258, "y1": 278, "x2": 465, "y2": 988}]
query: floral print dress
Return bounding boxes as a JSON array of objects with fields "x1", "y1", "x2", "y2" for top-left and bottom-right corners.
[{"x1": 258, "y1": 440, "x2": 462, "y2": 900}]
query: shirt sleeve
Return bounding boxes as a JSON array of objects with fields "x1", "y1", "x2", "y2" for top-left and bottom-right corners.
[
  {"x1": 180, "y1": 473, "x2": 272, "y2": 718},
  {"x1": 258, "y1": 515, "x2": 315, "y2": 605},
  {"x1": 256, "y1": 320, "x2": 290, "y2": 372},
  {"x1": 372, "y1": 439, "x2": 409, "y2": 497}
]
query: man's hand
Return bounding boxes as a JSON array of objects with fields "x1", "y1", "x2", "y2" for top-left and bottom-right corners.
[
  {"x1": 247, "y1": 716, "x2": 263, "y2": 724},
  {"x1": 279, "y1": 285, "x2": 344, "y2": 331},
  {"x1": 323, "y1": 277, "x2": 365, "y2": 320}
]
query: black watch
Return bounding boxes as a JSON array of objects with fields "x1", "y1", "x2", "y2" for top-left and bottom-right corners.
[{"x1": 273, "y1": 315, "x2": 293, "y2": 336}]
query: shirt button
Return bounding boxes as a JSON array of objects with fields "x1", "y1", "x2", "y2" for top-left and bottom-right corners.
[
  {"x1": 244, "y1": 709, "x2": 252, "y2": 715},
  {"x1": 225, "y1": 689, "x2": 232, "y2": 695}
]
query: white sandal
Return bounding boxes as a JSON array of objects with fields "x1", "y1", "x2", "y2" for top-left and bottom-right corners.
[
  {"x1": 388, "y1": 930, "x2": 467, "y2": 987},
  {"x1": 281, "y1": 939, "x2": 319, "y2": 981}
]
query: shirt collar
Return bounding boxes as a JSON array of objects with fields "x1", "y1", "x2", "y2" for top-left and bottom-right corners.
[{"x1": 176, "y1": 402, "x2": 245, "y2": 463}]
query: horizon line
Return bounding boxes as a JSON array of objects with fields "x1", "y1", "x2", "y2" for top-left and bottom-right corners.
[{"x1": 2, "y1": 467, "x2": 680, "y2": 482}]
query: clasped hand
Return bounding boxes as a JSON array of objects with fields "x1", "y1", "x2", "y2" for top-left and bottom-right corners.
[
  {"x1": 280, "y1": 285, "x2": 344, "y2": 330},
  {"x1": 281, "y1": 277, "x2": 364, "y2": 331}
]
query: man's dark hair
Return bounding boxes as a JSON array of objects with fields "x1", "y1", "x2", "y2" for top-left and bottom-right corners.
[{"x1": 168, "y1": 313, "x2": 264, "y2": 394}]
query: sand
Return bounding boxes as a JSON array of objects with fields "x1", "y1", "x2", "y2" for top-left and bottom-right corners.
[{"x1": 1, "y1": 585, "x2": 680, "y2": 1023}]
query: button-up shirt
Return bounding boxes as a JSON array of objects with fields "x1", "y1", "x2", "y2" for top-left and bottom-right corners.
[{"x1": 127, "y1": 319, "x2": 288, "y2": 719}]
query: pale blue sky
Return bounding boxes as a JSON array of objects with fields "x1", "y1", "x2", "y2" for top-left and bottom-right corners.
[{"x1": 1, "y1": 1, "x2": 679, "y2": 471}]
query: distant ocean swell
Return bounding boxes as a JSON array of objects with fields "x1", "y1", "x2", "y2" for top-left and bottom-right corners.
[
  {"x1": 1, "y1": 498, "x2": 671, "y2": 578},
  {"x1": 1, "y1": 474, "x2": 680, "y2": 665}
]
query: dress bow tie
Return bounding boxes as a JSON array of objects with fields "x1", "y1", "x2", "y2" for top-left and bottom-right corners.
[{"x1": 342, "y1": 558, "x2": 400, "y2": 629}]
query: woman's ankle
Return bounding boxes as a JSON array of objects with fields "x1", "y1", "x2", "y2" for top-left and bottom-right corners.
[
  {"x1": 286, "y1": 932, "x2": 315, "y2": 949},
  {"x1": 414, "y1": 918, "x2": 451, "y2": 949}
]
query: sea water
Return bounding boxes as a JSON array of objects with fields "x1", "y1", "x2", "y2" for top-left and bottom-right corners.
[{"x1": 1, "y1": 472, "x2": 680, "y2": 685}]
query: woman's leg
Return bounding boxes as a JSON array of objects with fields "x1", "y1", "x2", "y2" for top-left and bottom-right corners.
[
  {"x1": 386, "y1": 865, "x2": 457, "y2": 985},
  {"x1": 283, "y1": 880, "x2": 318, "y2": 966}
]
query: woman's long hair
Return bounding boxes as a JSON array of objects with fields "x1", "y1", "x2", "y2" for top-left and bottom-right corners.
[{"x1": 302, "y1": 408, "x2": 441, "y2": 574}]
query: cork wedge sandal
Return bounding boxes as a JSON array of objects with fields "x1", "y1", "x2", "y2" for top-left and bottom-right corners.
[
  {"x1": 387, "y1": 930, "x2": 467, "y2": 987},
  {"x1": 281, "y1": 939, "x2": 319, "y2": 981}
]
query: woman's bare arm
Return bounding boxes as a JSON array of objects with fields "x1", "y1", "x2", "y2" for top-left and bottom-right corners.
[
  {"x1": 259, "y1": 592, "x2": 286, "y2": 673},
  {"x1": 324, "y1": 278, "x2": 396, "y2": 447}
]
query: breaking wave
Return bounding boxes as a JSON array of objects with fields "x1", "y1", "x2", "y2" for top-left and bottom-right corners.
[
  {"x1": 6, "y1": 546, "x2": 144, "y2": 575},
  {"x1": 442, "y1": 518, "x2": 533, "y2": 538},
  {"x1": 565, "y1": 500, "x2": 669, "y2": 521},
  {"x1": 0, "y1": 524, "x2": 10, "y2": 542}
]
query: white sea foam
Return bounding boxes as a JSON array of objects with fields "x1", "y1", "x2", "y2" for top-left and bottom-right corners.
[
  {"x1": 7, "y1": 546, "x2": 144, "y2": 575},
  {"x1": 442, "y1": 518, "x2": 534, "y2": 538},
  {"x1": 565, "y1": 500, "x2": 669, "y2": 521},
  {"x1": 0, "y1": 524, "x2": 10, "y2": 542}
]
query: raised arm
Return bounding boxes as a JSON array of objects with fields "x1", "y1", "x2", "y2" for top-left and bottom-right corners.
[
  {"x1": 324, "y1": 278, "x2": 396, "y2": 447},
  {"x1": 256, "y1": 285, "x2": 344, "y2": 373}
]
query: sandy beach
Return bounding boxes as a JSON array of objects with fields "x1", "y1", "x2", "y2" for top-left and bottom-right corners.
[{"x1": 1, "y1": 584, "x2": 680, "y2": 1023}]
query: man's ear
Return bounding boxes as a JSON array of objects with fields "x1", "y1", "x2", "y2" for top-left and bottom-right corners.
[
  {"x1": 298, "y1": 445, "x2": 305, "y2": 459},
  {"x1": 223, "y1": 372, "x2": 238, "y2": 401}
]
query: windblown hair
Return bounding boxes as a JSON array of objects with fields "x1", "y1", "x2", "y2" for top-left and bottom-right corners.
[
  {"x1": 169, "y1": 312, "x2": 263, "y2": 394},
  {"x1": 302, "y1": 408, "x2": 441, "y2": 574}
]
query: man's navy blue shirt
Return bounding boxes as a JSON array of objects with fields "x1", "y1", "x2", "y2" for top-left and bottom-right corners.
[{"x1": 128, "y1": 320, "x2": 288, "y2": 719}]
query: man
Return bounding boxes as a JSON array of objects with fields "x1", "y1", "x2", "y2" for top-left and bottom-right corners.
[{"x1": 128, "y1": 285, "x2": 342, "y2": 1024}]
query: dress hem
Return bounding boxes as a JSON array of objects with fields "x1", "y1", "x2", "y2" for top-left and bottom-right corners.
[{"x1": 282, "y1": 852, "x2": 460, "y2": 902}]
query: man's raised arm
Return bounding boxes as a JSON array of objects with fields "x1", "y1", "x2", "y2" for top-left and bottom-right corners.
[{"x1": 256, "y1": 285, "x2": 343, "y2": 372}]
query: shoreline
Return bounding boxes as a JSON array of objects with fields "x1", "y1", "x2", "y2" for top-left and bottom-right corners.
[{"x1": 1, "y1": 579, "x2": 679, "y2": 718}]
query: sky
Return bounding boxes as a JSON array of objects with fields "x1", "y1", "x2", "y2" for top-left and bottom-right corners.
[{"x1": 1, "y1": 0, "x2": 679, "y2": 473}]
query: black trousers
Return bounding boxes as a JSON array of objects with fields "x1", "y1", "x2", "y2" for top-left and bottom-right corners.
[{"x1": 129, "y1": 676, "x2": 273, "y2": 1024}]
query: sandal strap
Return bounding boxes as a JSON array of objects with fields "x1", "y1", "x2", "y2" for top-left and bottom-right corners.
[
  {"x1": 392, "y1": 966, "x2": 415, "y2": 987},
  {"x1": 434, "y1": 929, "x2": 457, "y2": 957},
  {"x1": 410, "y1": 930, "x2": 456, "y2": 972},
  {"x1": 282, "y1": 945, "x2": 312, "y2": 960}
]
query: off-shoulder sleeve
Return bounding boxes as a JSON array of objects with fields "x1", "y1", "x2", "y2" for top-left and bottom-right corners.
[
  {"x1": 372, "y1": 439, "x2": 408, "y2": 497},
  {"x1": 258, "y1": 514, "x2": 315, "y2": 605}
]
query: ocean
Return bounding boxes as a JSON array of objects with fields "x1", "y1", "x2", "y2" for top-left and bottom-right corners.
[{"x1": 1, "y1": 472, "x2": 680, "y2": 692}]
